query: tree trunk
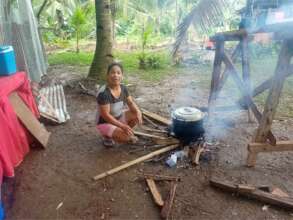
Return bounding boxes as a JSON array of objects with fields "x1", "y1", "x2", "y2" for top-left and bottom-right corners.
[{"x1": 88, "y1": 0, "x2": 113, "y2": 81}]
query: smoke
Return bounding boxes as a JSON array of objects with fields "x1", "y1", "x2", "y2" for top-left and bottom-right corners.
[{"x1": 167, "y1": 73, "x2": 246, "y2": 141}]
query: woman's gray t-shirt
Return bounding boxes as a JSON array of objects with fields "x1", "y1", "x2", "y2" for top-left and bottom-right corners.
[{"x1": 96, "y1": 84, "x2": 129, "y2": 124}]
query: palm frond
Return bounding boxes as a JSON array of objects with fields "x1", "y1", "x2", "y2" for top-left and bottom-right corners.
[{"x1": 172, "y1": 0, "x2": 228, "y2": 57}]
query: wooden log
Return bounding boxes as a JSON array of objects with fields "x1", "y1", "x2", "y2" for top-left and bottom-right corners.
[
  {"x1": 141, "y1": 108, "x2": 171, "y2": 126},
  {"x1": 146, "y1": 178, "x2": 164, "y2": 207},
  {"x1": 191, "y1": 146, "x2": 204, "y2": 165},
  {"x1": 144, "y1": 173, "x2": 181, "y2": 182},
  {"x1": 210, "y1": 178, "x2": 293, "y2": 210},
  {"x1": 161, "y1": 182, "x2": 178, "y2": 219},
  {"x1": 93, "y1": 144, "x2": 179, "y2": 181},
  {"x1": 133, "y1": 131, "x2": 166, "y2": 140},
  {"x1": 222, "y1": 52, "x2": 276, "y2": 145},
  {"x1": 254, "y1": 40, "x2": 293, "y2": 143}
]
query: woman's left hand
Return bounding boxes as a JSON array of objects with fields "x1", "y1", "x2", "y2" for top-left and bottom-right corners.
[{"x1": 135, "y1": 110, "x2": 143, "y2": 125}]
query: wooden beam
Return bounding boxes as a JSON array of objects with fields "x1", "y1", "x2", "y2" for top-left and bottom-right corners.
[
  {"x1": 93, "y1": 144, "x2": 179, "y2": 181},
  {"x1": 210, "y1": 29, "x2": 248, "y2": 42},
  {"x1": 222, "y1": 52, "x2": 276, "y2": 145},
  {"x1": 141, "y1": 108, "x2": 171, "y2": 126},
  {"x1": 254, "y1": 40, "x2": 293, "y2": 143},
  {"x1": 210, "y1": 178, "x2": 293, "y2": 210},
  {"x1": 161, "y1": 182, "x2": 178, "y2": 219},
  {"x1": 249, "y1": 141, "x2": 293, "y2": 153},
  {"x1": 146, "y1": 178, "x2": 164, "y2": 207},
  {"x1": 247, "y1": 141, "x2": 293, "y2": 167}
]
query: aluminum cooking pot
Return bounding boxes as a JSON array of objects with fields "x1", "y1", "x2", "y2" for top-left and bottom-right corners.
[{"x1": 171, "y1": 107, "x2": 205, "y2": 143}]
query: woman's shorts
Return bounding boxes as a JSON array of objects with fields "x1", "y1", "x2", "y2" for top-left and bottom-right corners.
[{"x1": 96, "y1": 113, "x2": 126, "y2": 138}]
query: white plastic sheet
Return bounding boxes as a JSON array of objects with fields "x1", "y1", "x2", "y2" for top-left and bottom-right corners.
[{"x1": 0, "y1": 0, "x2": 47, "y2": 82}]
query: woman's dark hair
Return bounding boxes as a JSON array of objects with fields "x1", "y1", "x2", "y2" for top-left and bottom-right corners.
[{"x1": 107, "y1": 62, "x2": 123, "y2": 75}]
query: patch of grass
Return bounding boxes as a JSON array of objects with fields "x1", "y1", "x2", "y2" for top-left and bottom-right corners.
[
  {"x1": 47, "y1": 50, "x2": 184, "y2": 82},
  {"x1": 48, "y1": 52, "x2": 93, "y2": 66}
]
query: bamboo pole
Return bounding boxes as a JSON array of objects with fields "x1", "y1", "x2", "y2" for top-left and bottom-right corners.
[{"x1": 93, "y1": 144, "x2": 179, "y2": 181}]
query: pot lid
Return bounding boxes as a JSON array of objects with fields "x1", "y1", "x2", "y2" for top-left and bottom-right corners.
[{"x1": 172, "y1": 107, "x2": 204, "y2": 121}]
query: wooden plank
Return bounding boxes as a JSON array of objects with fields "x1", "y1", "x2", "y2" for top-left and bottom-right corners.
[
  {"x1": 161, "y1": 181, "x2": 178, "y2": 219},
  {"x1": 144, "y1": 173, "x2": 181, "y2": 182},
  {"x1": 146, "y1": 178, "x2": 164, "y2": 207},
  {"x1": 210, "y1": 178, "x2": 293, "y2": 210},
  {"x1": 255, "y1": 40, "x2": 293, "y2": 143},
  {"x1": 248, "y1": 141, "x2": 293, "y2": 153},
  {"x1": 9, "y1": 92, "x2": 50, "y2": 148},
  {"x1": 93, "y1": 144, "x2": 179, "y2": 181},
  {"x1": 222, "y1": 52, "x2": 276, "y2": 145},
  {"x1": 141, "y1": 108, "x2": 171, "y2": 126}
]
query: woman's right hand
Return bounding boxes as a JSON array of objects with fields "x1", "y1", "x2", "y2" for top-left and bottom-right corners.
[{"x1": 120, "y1": 124, "x2": 133, "y2": 136}]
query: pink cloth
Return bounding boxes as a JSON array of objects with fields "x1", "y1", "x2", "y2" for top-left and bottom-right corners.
[{"x1": 0, "y1": 72, "x2": 39, "y2": 183}]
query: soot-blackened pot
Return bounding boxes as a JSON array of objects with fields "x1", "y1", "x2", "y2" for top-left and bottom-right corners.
[{"x1": 171, "y1": 107, "x2": 205, "y2": 143}]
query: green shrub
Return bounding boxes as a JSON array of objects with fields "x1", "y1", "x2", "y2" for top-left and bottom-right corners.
[{"x1": 147, "y1": 54, "x2": 161, "y2": 69}]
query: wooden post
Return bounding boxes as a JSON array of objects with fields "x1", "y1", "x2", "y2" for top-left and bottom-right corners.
[
  {"x1": 254, "y1": 40, "x2": 293, "y2": 143},
  {"x1": 241, "y1": 36, "x2": 253, "y2": 122},
  {"x1": 208, "y1": 40, "x2": 224, "y2": 108}
]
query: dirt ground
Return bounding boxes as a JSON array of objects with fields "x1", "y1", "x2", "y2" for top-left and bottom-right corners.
[{"x1": 6, "y1": 64, "x2": 293, "y2": 220}]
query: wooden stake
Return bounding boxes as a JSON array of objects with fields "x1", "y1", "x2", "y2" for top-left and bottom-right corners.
[{"x1": 93, "y1": 144, "x2": 179, "y2": 181}]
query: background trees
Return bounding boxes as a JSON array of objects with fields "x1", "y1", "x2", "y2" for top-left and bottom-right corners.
[{"x1": 32, "y1": 0, "x2": 246, "y2": 80}]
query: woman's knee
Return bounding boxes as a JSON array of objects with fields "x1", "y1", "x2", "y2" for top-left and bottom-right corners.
[
  {"x1": 112, "y1": 128, "x2": 131, "y2": 143},
  {"x1": 124, "y1": 110, "x2": 138, "y2": 127}
]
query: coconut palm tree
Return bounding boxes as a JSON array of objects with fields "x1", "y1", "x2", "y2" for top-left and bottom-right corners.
[
  {"x1": 172, "y1": 0, "x2": 238, "y2": 57},
  {"x1": 88, "y1": 0, "x2": 113, "y2": 80}
]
